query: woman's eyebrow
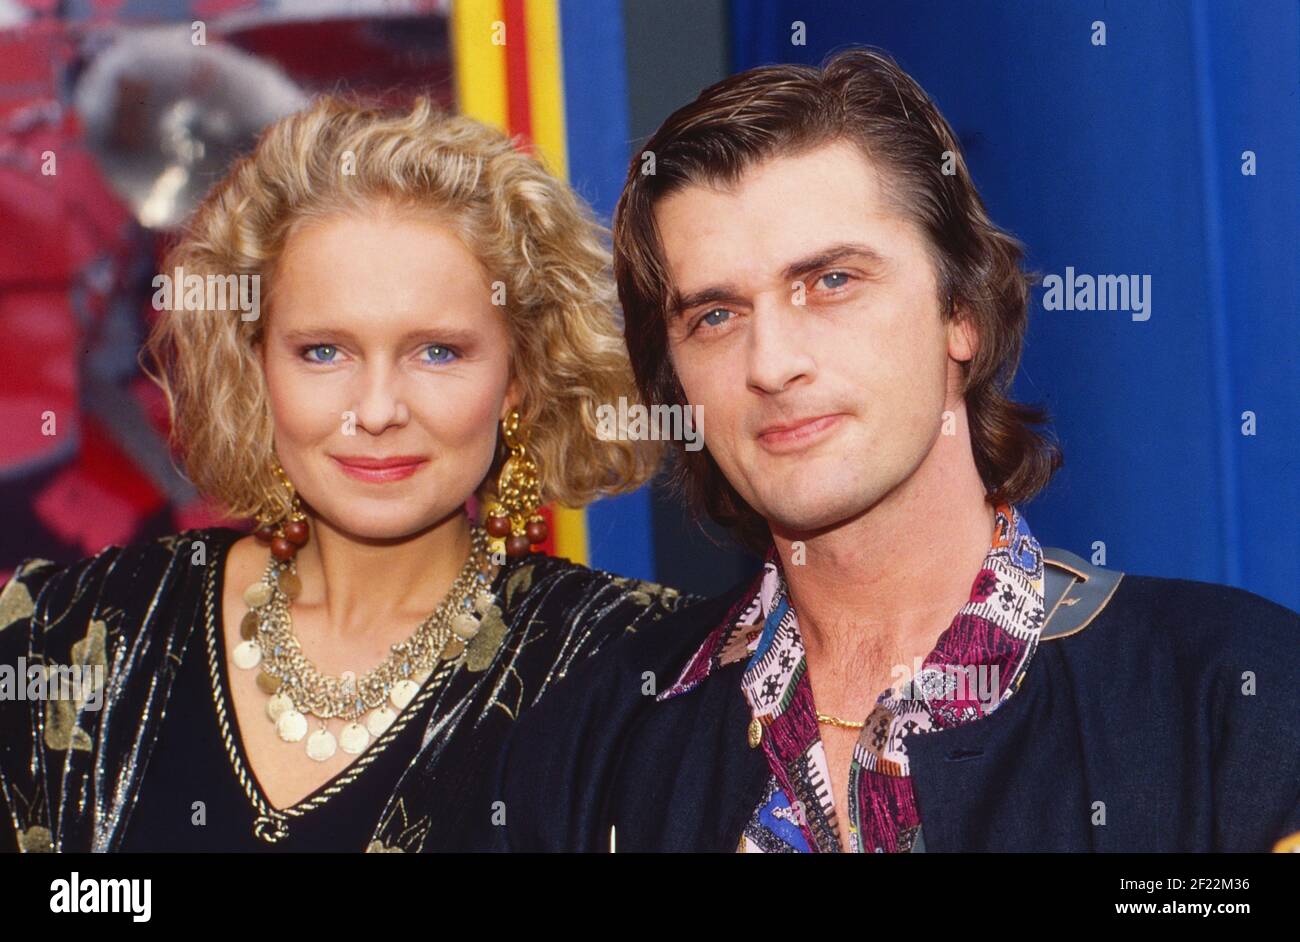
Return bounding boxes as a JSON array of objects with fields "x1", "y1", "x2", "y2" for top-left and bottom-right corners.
[
  {"x1": 397, "y1": 326, "x2": 483, "y2": 347},
  {"x1": 278, "y1": 328, "x2": 360, "y2": 345},
  {"x1": 277, "y1": 327, "x2": 482, "y2": 346}
]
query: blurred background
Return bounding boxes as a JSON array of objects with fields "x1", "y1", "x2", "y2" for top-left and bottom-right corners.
[{"x1": 0, "y1": 0, "x2": 1296, "y2": 611}]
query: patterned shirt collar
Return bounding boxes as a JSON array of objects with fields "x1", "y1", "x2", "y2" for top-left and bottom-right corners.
[
  {"x1": 658, "y1": 501, "x2": 1046, "y2": 708},
  {"x1": 656, "y1": 554, "x2": 773, "y2": 701}
]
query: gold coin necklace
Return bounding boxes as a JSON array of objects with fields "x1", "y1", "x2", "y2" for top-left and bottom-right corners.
[{"x1": 233, "y1": 526, "x2": 496, "y2": 761}]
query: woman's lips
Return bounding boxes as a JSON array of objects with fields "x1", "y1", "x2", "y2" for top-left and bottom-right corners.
[
  {"x1": 756, "y1": 414, "x2": 845, "y2": 453},
  {"x1": 331, "y1": 456, "x2": 428, "y2": 483}
]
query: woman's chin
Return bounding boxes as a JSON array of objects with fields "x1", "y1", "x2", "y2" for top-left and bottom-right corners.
[{"x1": 317, "y1": 508, "x2": 460, "y2": 544}]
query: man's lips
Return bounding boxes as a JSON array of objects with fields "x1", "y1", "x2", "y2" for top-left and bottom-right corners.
[
  {"x1": 331, "y1": 455, "x2": 428, "y2": 482},
  {"x1": 756, "y1": 414, "x2": 845, "y2": 452}
]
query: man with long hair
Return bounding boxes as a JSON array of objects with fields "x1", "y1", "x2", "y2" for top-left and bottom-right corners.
[{"x1": 475, "y1": 48, "x2": 1300, "y2": 853}]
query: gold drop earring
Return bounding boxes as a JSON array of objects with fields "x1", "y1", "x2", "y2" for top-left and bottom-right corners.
[{"x1": 484, "y1": 409, "x2": 548, "y2": 557}]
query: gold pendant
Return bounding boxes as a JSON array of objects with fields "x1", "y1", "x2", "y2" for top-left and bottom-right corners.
[{"x1": 747, "y1": 717, "x2": 763, "y2": 748}]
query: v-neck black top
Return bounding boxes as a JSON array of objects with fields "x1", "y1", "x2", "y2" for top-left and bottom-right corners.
[{"x1": 119, "y1": 535, "x2": 444, "y2": 852}]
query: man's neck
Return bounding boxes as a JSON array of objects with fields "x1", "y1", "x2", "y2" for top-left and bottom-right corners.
[{"x1": 770, "y1": 434, "x2": 995, "y2": 699}]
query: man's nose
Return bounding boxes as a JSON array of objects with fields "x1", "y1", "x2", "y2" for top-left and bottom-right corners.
[{"x1": 745, "y1": 294, "x2": 816, "y2": 394}]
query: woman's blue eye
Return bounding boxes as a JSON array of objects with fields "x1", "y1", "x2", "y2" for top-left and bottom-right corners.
[
  {"x1": 819, "y1": 271, "x2": 850, "y2": 290},
  {"x1": 423, "y1": 344, "x2": 458, "y2": 364},
  {"x1": 304, "y1": 344, "x2": 337, "y2": 363}
]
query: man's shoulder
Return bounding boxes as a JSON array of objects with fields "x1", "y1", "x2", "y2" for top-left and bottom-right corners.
[
  {"x1": 1116, "y1": 571, "x2": 1297, "y2": 621},
  {"x1": 1043, "y1": 561, "x2": 1300, "y2": 688},
  {"x1": 1065, "y1": 568, "x2": 1298, "y2": 646},
  {"x1": 1081, "y1": 570, "x2": 1300, "y2": 850}
]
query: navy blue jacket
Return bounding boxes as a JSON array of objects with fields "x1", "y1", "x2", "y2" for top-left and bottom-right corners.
[{"x1": 469, "y1": 548, "x2": 1300, "y2": 852}]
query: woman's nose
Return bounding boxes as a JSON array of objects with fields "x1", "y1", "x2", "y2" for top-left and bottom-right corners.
[{"x1": 352, "y1": 366, "x2": 410, "y2": 435}]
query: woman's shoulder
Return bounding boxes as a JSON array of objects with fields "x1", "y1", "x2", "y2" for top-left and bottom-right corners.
[
  {"x1": 483, "y1": 553, "x2": 702, "y2": 669},
  {"x1": 451, "y1": 553, "x2": 700, "y2": 711},
  {"x1": 495, "y1": 552, "x2": 698, "y2": 623},
  {"x1": 0, "y1": 527, "x2": 244, "y2": 649}
]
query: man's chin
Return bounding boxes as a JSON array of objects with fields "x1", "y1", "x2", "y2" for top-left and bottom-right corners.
[{"x1": 754, "y1": 492, "x2": 873, "y2": 539}]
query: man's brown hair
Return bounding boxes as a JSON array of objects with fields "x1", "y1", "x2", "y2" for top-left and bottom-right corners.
[{"x1": 613, "y1": 46, "x2": 1062, "y2": 549}]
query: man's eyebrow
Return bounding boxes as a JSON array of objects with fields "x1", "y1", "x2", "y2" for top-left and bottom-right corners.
[
  {"x1": 780, "y1": 242, "x2": 888, "y2": 282},
  {"x1": 671, "y1": 285, "x2": 746, "y2": 319},
  {"x1": 669, "y1": 242, "x2": 889, "y2": 319}
]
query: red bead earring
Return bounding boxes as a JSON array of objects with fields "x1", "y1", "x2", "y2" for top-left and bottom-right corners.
[{"x1": 254, "y1": 457, "x2": 309, "y2": 560}]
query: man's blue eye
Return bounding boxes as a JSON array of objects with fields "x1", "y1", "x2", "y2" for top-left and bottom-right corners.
[
  {"x1": 424, "y1": 344, "x2": 457, "y2": 364},
  {"x1": 819, "y1": 271, "x2": 850, "y2": 290},
  {"x1": 304, "y1": 345, "x2": 337, "y2": 363},
  {"x1": 700, "y1": 309, "x2": 732, "y2": 328}
]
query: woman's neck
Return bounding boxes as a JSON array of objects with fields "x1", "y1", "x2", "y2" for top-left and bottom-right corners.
[{"x1": 285, "y1": 511, "x2": 474, "y2": 640}]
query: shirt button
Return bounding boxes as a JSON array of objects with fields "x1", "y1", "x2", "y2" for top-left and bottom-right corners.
[{"x1": 747, "y1": 717, "x2": 763, "y2": 748}]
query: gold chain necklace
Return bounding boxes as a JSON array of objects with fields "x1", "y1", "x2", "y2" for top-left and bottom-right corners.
[
  {"x1": 815, "y1": 711, "x2": 865, "y2": 730},
  {"x1": 231, "y1": 526, "x2": 496, "y2": 761}
]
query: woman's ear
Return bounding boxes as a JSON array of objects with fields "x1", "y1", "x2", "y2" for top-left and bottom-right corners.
[{"x1": 500, "y1": 377, "x2": 522, "y2": 422}]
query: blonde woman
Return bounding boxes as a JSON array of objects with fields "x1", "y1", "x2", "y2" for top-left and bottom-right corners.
[{"x1": 0, "y1": 96, "x2": 688, "y2": 852}]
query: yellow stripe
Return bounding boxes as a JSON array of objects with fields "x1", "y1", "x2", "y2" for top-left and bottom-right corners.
[
  {"x1": 527, "y1": 0, "x2": 587, "y2": 565},
  {"x1": 552, "y1": 505, "x2": 589, "y2": 565},
  {"x1": 452, "y1": 0, "x2": 508, "y2": 130},
  {"x1": 524, "y1": 0, "x2": 568, "y2": 179}
]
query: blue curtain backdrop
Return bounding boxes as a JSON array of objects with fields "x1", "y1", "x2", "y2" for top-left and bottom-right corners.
[{"x1": 729, "y1": 0, "x2": 1300, "y2": 610}]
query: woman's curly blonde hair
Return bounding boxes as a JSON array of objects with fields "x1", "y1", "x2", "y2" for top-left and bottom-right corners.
[{"x1": 144, "y1": 94, "x2": 660, "y2": 522}]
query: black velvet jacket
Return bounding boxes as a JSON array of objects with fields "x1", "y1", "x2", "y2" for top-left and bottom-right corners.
[
  {"x1": 472, "y1": 548, "x2": 1300, "y2": 852},
  {"x1": 0, "y1": 527, "x2": 693, "y2": 852}
]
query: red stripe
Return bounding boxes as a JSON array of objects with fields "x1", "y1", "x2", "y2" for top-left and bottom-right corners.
[{"x1": 502, "y1": 0, "x2": 533, "y2": 144}]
